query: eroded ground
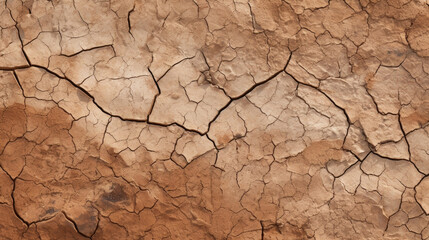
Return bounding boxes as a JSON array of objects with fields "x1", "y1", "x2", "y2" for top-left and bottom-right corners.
[{"x1": 1, "y1": 0, "x2": 429, "y2": 239}]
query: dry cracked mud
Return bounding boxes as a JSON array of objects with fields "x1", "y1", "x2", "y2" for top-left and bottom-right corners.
[{"x1": 0, "y1": 0, "x2": 429, "y2": 239}]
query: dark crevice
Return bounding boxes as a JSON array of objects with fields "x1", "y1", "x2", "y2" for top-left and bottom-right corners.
[
  {"x1": 127, "y1": 4, "x2": 135, "y2": 38},
  {"x1": 62, "y1": 211, "x2": 92, "y2": 239},
  {"x1": 59, "y1": 44, "x2": 114, "y2": 58},
  {"x1": 146, "y1": 67, "x2": 161, "y2": 121},
  {"x1": 414, "y1": 176, "x2": 429, "y2": 216},
  {"x1": 11, "y1": 180, "x2": 30, "y2": 227},
  {"x1": 398, "y1": 113, "x2": 412, "y2": 161},
  {"x1": 12, "y1": 71, "x2": 25, "y2": 96}
]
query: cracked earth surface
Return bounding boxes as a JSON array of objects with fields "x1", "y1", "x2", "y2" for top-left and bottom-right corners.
[{"x1": 1, "y1": 0, "x2": 429, "y2": 239}]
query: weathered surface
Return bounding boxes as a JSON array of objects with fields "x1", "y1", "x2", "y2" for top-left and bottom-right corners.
[{"x1": 1, "y1": 0, "x2": 429, "y2": 239}]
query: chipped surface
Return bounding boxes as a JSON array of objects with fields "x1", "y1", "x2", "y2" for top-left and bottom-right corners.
[{"x1": 1, "y1": 0, "x2": 429, "y2": 239}]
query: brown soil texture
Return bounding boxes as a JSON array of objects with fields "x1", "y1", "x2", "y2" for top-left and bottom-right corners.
[{"x1": 1, "y1": 0, "x2": 429, "y2": 239}]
